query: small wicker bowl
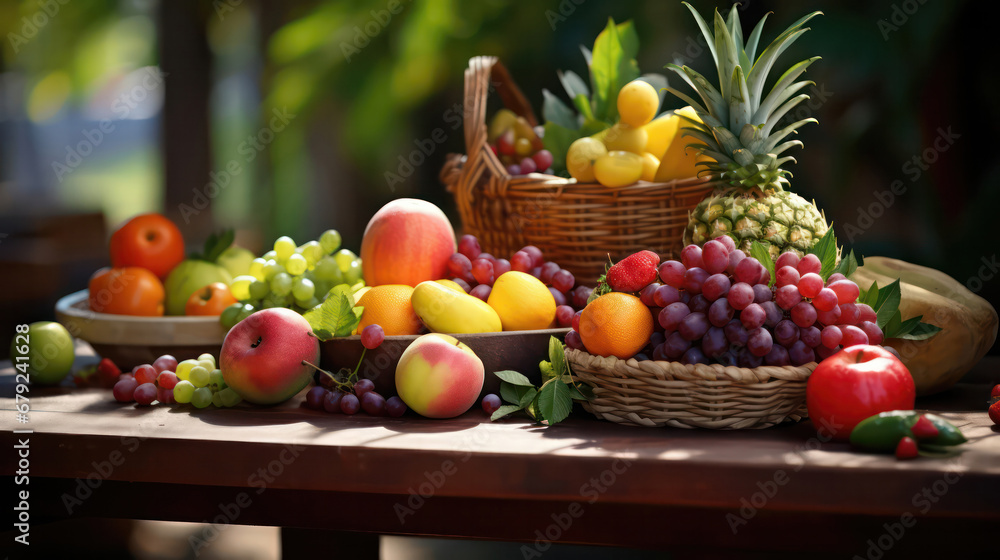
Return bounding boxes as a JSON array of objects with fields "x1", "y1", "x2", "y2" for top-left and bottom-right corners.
[{"x1": 565, "y1": 348, "x2": 816, "y2": 429}]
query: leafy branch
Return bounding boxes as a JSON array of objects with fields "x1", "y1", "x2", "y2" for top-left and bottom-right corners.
[{"x1": 490, "y1": 336, "x2": 592, "y2": 424}]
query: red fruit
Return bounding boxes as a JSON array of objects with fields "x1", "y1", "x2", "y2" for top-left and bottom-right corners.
[
  {"x1": 806, "y1": 345, "x2": 915, "y2": 441},
  {"x1": 910, "y1": 415, "x2": 940, "y2": 439},
  {"x1": 991, "y1": 384, "x2": 1000, "y2": 399},
  {"x1": 97, "y1": 358, "x2": 122, "y2": 386},
  {"x1": 989, "y1": 399, "x2": 1000, "y2": 426},
  {"x1": 895, "y1": 436, "x2": 919, "y2": 460},
  {"x1": 606, "y1": 250, "x2": 661, "y2": 293}
]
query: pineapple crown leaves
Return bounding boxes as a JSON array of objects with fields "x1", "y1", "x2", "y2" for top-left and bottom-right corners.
[{"x1": 664, "y1": 3, "x2": 822, "y2": 192}]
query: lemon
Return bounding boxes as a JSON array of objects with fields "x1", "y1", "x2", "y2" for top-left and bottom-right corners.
[
  {"x1": 617, "y1": 80, "x2": 659, "y2": 127},
  {"x1": 487, "y1": 271, "x2": 557, "y2": 331},
  {"x1": 566, "y1": 137, "x2": 608, "y2": 182}
]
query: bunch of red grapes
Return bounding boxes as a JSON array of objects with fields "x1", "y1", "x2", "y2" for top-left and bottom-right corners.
[
  {"x1": 447, "y1": 235, "x2": 593, "y2": 328},
  {"x1": 566, "y1": 236, "x2": 887, "y2": 368}
]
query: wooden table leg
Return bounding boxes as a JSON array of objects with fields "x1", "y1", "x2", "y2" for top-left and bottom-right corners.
[{"x1": 280, "y1": 527, "x2": 380, "y2": 558}]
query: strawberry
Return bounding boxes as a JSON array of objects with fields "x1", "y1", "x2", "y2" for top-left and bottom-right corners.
[
  {"x1": 910, "y1": 415, "x2": 939, "y2": 439},
  {"x1": 991, "y1": 384, "x2": 1000, "y2": 399},
  {"x1": 895, "y1": 436, "x2": 919, "y2": 460},
  {"x1": 989, "y1": 398, "x2": 1000, "y2": 426},
  {"x1": 97, "y1": 358, "x2": 122, "y2": 387},
  {"x1": 606, "y1": 251, "x2": 660, "y2": 293}
]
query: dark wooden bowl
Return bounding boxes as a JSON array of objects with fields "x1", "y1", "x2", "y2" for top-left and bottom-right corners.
[
  {"x1": 320, "y1": 328, "x2": 569, "y2": 399},
  {"x1": 55, "y1": 290, "x2": 226, "y2": 368}
]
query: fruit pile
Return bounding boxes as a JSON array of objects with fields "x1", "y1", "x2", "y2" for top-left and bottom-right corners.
[
  {"x1": 538, "y1": 19, "x2": 706, "y2": 189},
  {"x1": 89, "y1": 213, "x2": 253, "y2": 318},
  {"x1": 488, "y1": 109, "x2": 554, "y2": 175},
  {"x1": 567, "y1": 236, "x2": 886, "y2": 367},
  {"x1": 221, "y1": 229, "x2": 363, "y2": 329},
  {"x1": 111, "y1": 353, "x2": 242, "y2": 408},
  {"x1": 446, "y1": 234, "x2": 592, "y2": 326}
]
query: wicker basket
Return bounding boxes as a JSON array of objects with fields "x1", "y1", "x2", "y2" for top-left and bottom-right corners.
[
  {"x1": 441, "y1": 56, "x2": 717, "y2": 285},
  {"x1": 566, "y1": 348, "x2": 816, "y2": 429}
]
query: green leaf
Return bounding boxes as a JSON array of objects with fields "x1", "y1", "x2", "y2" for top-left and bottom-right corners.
[
  {"x1": 542, "y1": 89, "x2": 578, "y2": 130},
  {"x1": 572, "y1": 93, "x2": 595, "y2": 121},
  {"x1": 494, "y1": 370, "x2": 534, "y2": 387},
  {"x1": 302, "y1": 291, "x2": 360, "y2": 339},
  {"x1": 491, "y1": 404, "x2": 524, "y2": 421},
  {"x1": 875, "y1": 280, "x2": 901, "y2": 328},
  {"x1": 896, "y1": 322, "x2": 942, "y2": 341},
  {"x1": 889, "y1": 315, "x2": 922, "y2": 338},
  {"x1": 537, "y1": 379, "x2": 573, "y2": 425},
  {"x1": 193, "y1": 229, "x2": 235, "y2": 262},
  {"x1": 565, "y1": 383, "x2": 587, "y2": 401},
  {"x1": 833, "y1": 250, "x2": 860, "y2": 279},
  {"x1": 750, "y1": 242, "x2": 775, "y2": 287},
  {"x1": 861, "y1": 281, "x2": 880, "y2": 307},
  {"x1": 576, "y1": 383, "x2": 595, "y2": 401},
  {"x1": 590, "y1": 19, "x2": 640, "y2": 123},
  {"x1": 548, "y1": 336, "x2": 568, "y2": 378},
  {"x1": 882, "y1": 310, "x2": 903, "y2": 339},
  {"x1": 808, "y1": 229, "x2": 839, "y2": 280},
  {"x1": 500, "y1": 381, "x2": 536, "y2": 407},
  {"x1": 557, "y1": 70, "x2": 590, "y2": 104}
]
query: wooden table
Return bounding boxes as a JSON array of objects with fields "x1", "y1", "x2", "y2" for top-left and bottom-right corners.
[{"x1": 3, "y1": 356, "x2": 998, "y2": 558}]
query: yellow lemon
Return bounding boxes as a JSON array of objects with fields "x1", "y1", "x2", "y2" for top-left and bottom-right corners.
[
  {"x1": 617, "y1": 80, "x2": 659, "y2": 127},
  {"x1": 487, "y1": 271, "x2": 556, "y2": 331}
]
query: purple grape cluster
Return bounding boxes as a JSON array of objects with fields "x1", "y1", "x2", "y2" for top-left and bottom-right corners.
[
  {"x1": 640, "y1": 237, "x2": 883, "y2": 368},
  {"x1": 304, "y1": 378, "x2": 407, "y2": 417}
]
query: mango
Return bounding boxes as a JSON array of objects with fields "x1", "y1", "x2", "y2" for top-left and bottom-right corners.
[{"x1": 411, "y1": 281, "x2": 502, "y2": 334}]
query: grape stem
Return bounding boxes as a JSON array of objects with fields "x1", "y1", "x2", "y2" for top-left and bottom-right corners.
[{"x1": 301, "y1": 360, "x2": 355, "y2": 392}]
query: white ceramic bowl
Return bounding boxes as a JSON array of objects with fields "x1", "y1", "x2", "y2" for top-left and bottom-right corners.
[{"x1": 55, "y1": 290, "x2": 226, "y2": 368}]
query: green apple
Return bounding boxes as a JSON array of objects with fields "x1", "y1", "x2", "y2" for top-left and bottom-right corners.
[
  {"x1": 164, "y1": 259, "x2": 234, "y2": 315},
  {"x1": 11, "y1": 322, "x2": 75, "y2": 384},
  {"x1": 216, "y1": 246, "x2": 255, "y2": 278}
]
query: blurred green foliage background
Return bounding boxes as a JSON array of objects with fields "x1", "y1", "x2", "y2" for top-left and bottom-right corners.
[{"x1": 0, "y1": 0, "x2": 996, "y2": 312}]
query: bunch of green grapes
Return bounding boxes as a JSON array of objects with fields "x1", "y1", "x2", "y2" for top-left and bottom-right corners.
[
  {"x1": 171, "y1": 354, "x2": 243, "y2": 408},
  {"x1": 221, "y1": 230, "x2": 362, "y2": 328}
]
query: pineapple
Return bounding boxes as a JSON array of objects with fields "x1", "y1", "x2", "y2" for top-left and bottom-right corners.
[{"x1": 667, "y1": 3, "x2": 829, "y2": 259}]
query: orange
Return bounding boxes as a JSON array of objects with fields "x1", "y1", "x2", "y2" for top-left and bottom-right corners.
[
  {"x1": 578, "y1": 292, "x2": 654, "y2": 359},
  {"x1": 355, "y1": 285, "x2": 423, "y2": 336}
]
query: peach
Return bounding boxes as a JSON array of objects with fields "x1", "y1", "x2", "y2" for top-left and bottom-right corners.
[
  {"x1": 220, "y1": 308, "x2": 319, "y2": 405},
  {"x1": 395, "y1": 333, "x2": 484, "y2": 418},
  {"x1": 361, "y1": 198, "x2": 456, "y2": 287}
]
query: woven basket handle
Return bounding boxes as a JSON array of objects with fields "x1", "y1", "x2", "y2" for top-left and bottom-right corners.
[{"x1": 463, "y1": 56, "x2": 538, "y2": 173}]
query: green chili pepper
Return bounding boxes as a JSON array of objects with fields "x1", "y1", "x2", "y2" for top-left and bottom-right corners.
[{"x1": 849, "y1": 411, "x2": 965, "y2": 453}]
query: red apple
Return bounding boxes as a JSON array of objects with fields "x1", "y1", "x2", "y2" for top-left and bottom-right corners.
[
  {"x1": 220, "y1": 308, "x2": 319, "y2": 405},
  {"x1": 395, "y1": 333, "x2": 484, "y2": 418},
  {"x1": 360, "y1": 198, "x2": 456, "y2": 287},
  {"x1": 807, "y1": 344, "x2": 915, "y2": 441}
]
